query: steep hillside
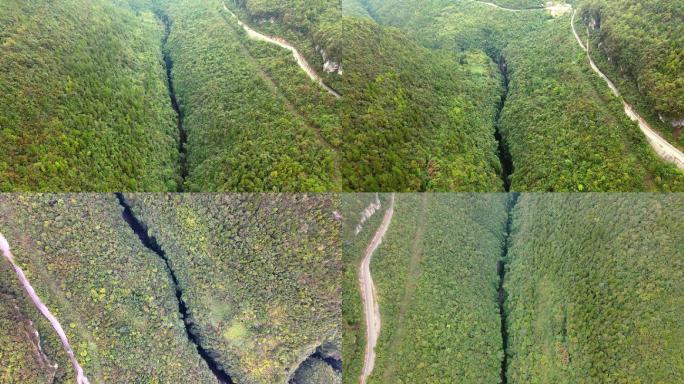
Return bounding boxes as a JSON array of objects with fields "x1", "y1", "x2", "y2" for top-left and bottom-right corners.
[
  {"x1": 0, "y1": 0, "x2": 179, "y2": 191},
  {"x1": 506, "y1": 194, "x2": 684, "y2": 382},
  {"x1": 125, "y1": 193, "x2": 341, "y2": 384},
  {"x1": 343, "y1": 194, "x2": 508, "y2": 383},
  {"x1": 0, "y1": 195, "x2": 215, "y2": 382},
  {"x1": 359, "y1": 0, "x2": 684, "y2": 191},
  {"x1": 579, "y1": 0, "x2": 684, "y2": 140},
  {"x1": 163, "y1": 0, "x2": 505, "y2": 191}
]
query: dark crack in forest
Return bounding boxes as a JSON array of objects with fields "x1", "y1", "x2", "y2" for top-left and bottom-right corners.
[
  {"x1": 498, "y1": 193, "x2": 519, "y2": 384},
  {"x1": 116, "y1": 193, "x2": 233, "y2": 383}
]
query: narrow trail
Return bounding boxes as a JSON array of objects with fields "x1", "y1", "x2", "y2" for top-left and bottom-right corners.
[
  {"x1": 359, "y1": 193, "x2": 395, "y2": 384},
  {"x1": 382, "y1": 194, "x2": 429, "y2": 383},
  {"x1": 222, "y1": 2, "x2": 341, "y2": 98},
  {"x1": 0, "y1": 233, "x2": 90, "y2": 384},
  {"x1": 116, "y1": 194, "x2": 234, "y2": 384},
  {"x1": 571, "y1": 10, "x2": 684, "y2": 170}
]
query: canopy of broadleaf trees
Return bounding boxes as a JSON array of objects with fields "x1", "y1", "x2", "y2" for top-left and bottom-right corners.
[
  {"x1": 0, "y1": 194, "x2": 341, "y2": 384},
  {"x1": 357, "y1": 0, "x2": 684, "y2": 191},
  {"x1": 342, "y1": 193, "x2": 684, "y2": 383},
  {"x1": 1, "y1": 0, "x2": 682, "y2": 191}
]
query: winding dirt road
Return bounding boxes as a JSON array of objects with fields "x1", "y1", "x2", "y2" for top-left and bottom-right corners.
[
  {"x1": 571, "y1": 10, "x2": 684, "y2": 170},
  {"x1": 222, "y1": 3, "x2": 341, "y2": 98},
  {"x1": 0, "y1": 233, "x2": 90, "y2": 384},
  {"x1": 359, "y1": 193, "x2": 395, "y2": 384}
]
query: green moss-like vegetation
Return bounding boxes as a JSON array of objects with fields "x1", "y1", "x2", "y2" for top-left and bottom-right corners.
[
  {"x1": 0, "y1": 194, "x2": 215, "y2": 382},
  {"x1": 125, "y1": 193, "x2": 341, "y2": 383},
  {"x1": 506, "y1": 194, "x2": 684, "y2": 383},
  {"x1": 0, "y1": 0, "x2": 179, "y2": 191}
]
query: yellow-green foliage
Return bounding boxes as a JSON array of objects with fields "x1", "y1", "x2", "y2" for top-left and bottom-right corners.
[
  {"x1": 0, "y1": 264, "x2": 70, "y2": 383},
  {"x1": 0, "y1": 195, "x2": 215, "y2": 382},
  {"x1": 125, "y1": 193, "x2": 341, "y2": 384}
]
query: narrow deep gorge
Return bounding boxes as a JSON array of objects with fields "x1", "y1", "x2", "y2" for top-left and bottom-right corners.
[
  {"x1": 497, "y1": 193, "x2": 518, "y2": 384},
  {"x1": 157, "y1": 13, "x2": 188, "y2": 191},
  {"x1": 494, "y1": 57, "x2": 514, "y2": 192},
  {"x1": 116, "y1": 193, "x2": 233, "y2": 383}
]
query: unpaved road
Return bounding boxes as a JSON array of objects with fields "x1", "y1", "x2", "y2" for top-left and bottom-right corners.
[
  {"x1": 0, "y1": 233, "x2": 90, "y2": 384},
  {"x1": 474, "y1": 1, "x2": 571, "y2": 16},
  {"x1": 222, "y1": 2, "x2": 341, "y2": 98},
  {"x1": 359, "y1": 193, "x2": 395, "y2": 384},
  {"x1": 571, "y1": 10, "x2": 684, "y2": 170}
]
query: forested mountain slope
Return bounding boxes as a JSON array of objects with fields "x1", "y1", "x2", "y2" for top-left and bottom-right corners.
[
  {"x1": 579, "y1": 0, "x2": 684, "y2": 141},
  {"x1": 125, "y1": 193, "x2": 341, "y2": 384},
  {"x1": 0, "y1": 195, "x2": 215, "y2": 383},
  {"x1": 507, "y1": 194, "x2": 684, "y2": 383},
  {"x1": 343, "y1": 194, "x2": 508, "y2": 383},
  {"x1": 0, "y1": 0, "x2": 179, "y2": 191},
  {"x1": 359, "y1": 0, "x2": 684, "y2": 191},
  {"x1": 162, "y1": 0, "x2": 339, "y2": 191},
  {"x1": 0, "y1": 260, "x2": 71, "y2": 383},
  {"x1": 1, "y1": 194, "x2": 341, "y2": 384},
  {"x1": 165, "y1": 0, "x2": 505, "y2": 191}
]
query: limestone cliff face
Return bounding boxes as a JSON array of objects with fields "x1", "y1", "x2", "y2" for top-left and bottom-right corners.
[{"x1": 318, "y1": 45, "x2": 343, "y2": 75}]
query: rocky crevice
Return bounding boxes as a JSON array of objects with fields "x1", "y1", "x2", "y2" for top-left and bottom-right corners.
[
  {"x1": 115, "y1": 194, "x2": 233, "y2": 383},
  {"x1": 494, "y1": 57, "x2": 514, "y2": 191},
  {"x1": 157, "y1": 13, "x2": 188, "y2": 191},
  {"x1": 498, "y1": 193, "x2": 519, "y2": 384}
]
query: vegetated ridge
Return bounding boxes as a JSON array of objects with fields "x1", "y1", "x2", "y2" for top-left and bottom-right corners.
[
  {"x1": 116, "y1": 194, "x2": 234, "y2": 384},
  {"x1": 571, "y1": 10, "x2": 684, "y2": 170},
  {"x1": 0, "y1": 233, "x2": 90, "y2": 384}
]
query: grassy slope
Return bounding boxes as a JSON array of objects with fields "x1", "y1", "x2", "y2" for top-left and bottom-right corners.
[
  {"x1": 126, "y1": 193, "x2": 341, "y2": 384},
  {"x1": 0, "y1": 194, "x2": 214, "y2": 382},
  {"x1": 506, "y1": 194, "x2": 684, "y2": 383},
  {"x1": 0, "y1": 0, "x2": 179, "y2": 191}
]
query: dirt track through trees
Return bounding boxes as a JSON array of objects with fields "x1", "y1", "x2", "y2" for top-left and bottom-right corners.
[
  {"x1": 222, "y1": 2, "x2": 341, "y2": 98},
  {"x1": 359, "y1": 193, "x2": 395, "y2": 384},
  {"x1": 0, "y1": 233, "x2": 90, "y2": 384},
  {"x1": 571, "y1": 10, "x2": 684, "y2": 170}
]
